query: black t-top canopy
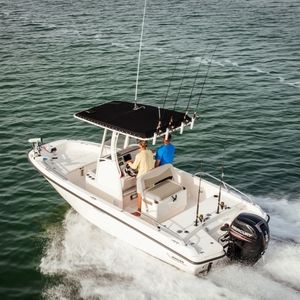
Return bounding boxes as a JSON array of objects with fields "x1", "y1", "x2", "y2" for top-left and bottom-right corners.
[{"x1": 74, "y1": 101, "x2": 192, "y2": 139}]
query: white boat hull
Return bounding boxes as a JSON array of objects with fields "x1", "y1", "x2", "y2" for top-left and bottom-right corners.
[
  {"x1": 28, "y1": 139, "x2": 269, "y2": 275},
  {"x1": 47, "y1": 178, "x2": 220, "y2": 274}
]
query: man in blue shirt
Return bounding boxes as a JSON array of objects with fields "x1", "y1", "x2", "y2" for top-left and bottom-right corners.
[{"x1": 155, "y1": 134, "x2": 175, "y2": 167}]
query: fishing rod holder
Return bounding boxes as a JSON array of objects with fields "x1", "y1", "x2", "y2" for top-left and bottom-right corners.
[
  {"x1": 152, "y1": 132, "x2": 157, "y2": 145},
  {"x1": 190, "y1": 117, "x2": 195, "y2": 129},
  {"x1": 28, "y1": 137, "x2": 43, "y2": 157}
]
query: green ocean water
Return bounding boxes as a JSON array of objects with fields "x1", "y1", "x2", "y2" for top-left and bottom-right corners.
[{"x1": 1, "y1": 0, "x2": 300, "y2": 299}]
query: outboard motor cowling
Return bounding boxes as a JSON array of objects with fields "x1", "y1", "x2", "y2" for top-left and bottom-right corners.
[{"x1": 226, "y1": 213, "x2": 270, "y2": 264}]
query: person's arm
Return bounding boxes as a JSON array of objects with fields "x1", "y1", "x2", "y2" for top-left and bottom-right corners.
[
  {"x1": 155, "y1": 159, "x2": 160, "y2": 167},
  {"x1": 128, "y1": 153, "x2": 141, "y2": 170},
  {"x1": 155, "y1": 147, "x2": 162, "y2": 167}
]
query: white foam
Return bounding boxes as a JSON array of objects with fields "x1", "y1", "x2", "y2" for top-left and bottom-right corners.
[
  {"x1": 286, "y1": 81, "x2": 300, "y2": 88},
  {"x1": 209, "y1": 261, "x2": 300, "y2": 300},
  {"x1": 193, "y1": 54, "x2": 298, "y2": 88},
  {"x1": 194, "y1": 56, "x2": 208, "y2": 64},
  {"x1": 111, "y1": 42, "x2": 129, "y2": 49},
  {"x1": 147, "y1": 46, "x2": 165, "y2": 53},
  {"x1": 225, "y1": 59, "x2": 239, "y2": 67},
  {"x1": 232, "y1": 62, "x2": 239, "y2": 67},
  {"x1": 254, "y1": 196, "x2": 300, "y2": 243},
  {"x1": 94, "y1": 33, "x2": 103, "y2": 41},
  {"x1": 262, "y1": 241, "x2": 300, "y2": 290},
  {"x1": 211, "y1": 58, "x2": 224, "y2": 67},
  {"x1": 41, "y1": 207, "x2": 300, "y2": 299},
  {"x1": 194, "y1": 57, "x2": 224, "y2": 67},
  {"x1": 250, "y1": 66, "x2": 265, "y2": 73}
]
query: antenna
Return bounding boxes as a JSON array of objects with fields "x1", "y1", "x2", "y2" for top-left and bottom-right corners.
[
  {"x1": 195, "y1": 161, "x2": 202, "y2": 226},
  {"x1": 134, "y1": 0, "x2": 147, "y2": 110}
]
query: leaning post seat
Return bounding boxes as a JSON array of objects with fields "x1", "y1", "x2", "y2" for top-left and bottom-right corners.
[{"x1": 139, "y1": 164, "x2": 187, "y2": 223}]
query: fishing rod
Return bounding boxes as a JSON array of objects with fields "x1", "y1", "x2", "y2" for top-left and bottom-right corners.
[
  {"x1": 184, "y1": 60, "x2": 202, "y2": 121},
  {"x1": 133, "y1": 0, "x2": 147, "y2": 110},
  {"x1": 173, "y1": 57, "x2": 191, "y2": 111},
  {"x1": 193, "y1": 45, "x2": 218, "y2": 118},
  {"x1": 168, "y1": 57, "x2": 191, "y2": 131},
  {"x1": 157, "y1": 58, "x2": 179, "y2": 135},
  {"x1": 184, "y1": 48, "x2": 208, "y2": 121},
  {"x1": 162, "y1": 57, "x2": 179, "y2": 110},
  {"x1": 216, "y1": 149, "x2": 225, "y2": 214},
  {"x1": 195, "y1": 161, "x2": 203, "y2": 226}
]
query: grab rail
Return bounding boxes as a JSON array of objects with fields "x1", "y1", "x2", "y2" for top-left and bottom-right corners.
[{"x1": 193, "y1": 171, "x2": 253, "y2": 204}]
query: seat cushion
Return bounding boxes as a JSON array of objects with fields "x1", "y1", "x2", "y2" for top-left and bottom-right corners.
[{"x1": 144, "y1": 179, "x2": 182, "y2": 202}]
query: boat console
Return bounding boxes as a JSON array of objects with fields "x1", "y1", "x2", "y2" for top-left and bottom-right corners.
[
  {"x1": 116, "y1": 145, "x2": 139, "y2": 177},
  {"x1": 116, "y1": 146, "x2": 140, "y2": 208}
]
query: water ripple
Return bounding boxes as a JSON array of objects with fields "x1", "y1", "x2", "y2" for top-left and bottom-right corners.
[{"x1": 1, "y1": 0, "x2": 299, "y2": 298}]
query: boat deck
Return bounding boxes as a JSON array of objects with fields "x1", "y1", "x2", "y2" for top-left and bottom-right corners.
[
  {"x1": 140, "y1": 193, "x2": 247, "y2": 245},
  {"x1": 40, "y1": 140, "x2": 100, "y2": 176},
  {"x1": 38, "y1": 139, "x2": 251, "y2": 246}
]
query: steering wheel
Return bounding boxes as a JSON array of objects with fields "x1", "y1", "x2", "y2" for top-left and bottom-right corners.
[{"x1": 124, "y1": 164, "x2": 138, "y2": 177}]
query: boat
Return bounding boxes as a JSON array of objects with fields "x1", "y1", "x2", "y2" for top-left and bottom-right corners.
[
  {"x1": 28, "y1": 1, "x2": 270, "y2": 275},
  {"x1": 28, "y1": 99, "x2": 270, "y2": 274}
]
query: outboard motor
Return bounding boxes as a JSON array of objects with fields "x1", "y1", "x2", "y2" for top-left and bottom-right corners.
[{"x1": 226, "y1": 213, "x2": 270, "y2": 264}]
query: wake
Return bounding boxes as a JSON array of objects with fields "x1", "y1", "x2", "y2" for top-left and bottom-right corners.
[
  {"x1": 40, "y1": 195, "x2": 300, "y2": 300},
  {"x1": 195, "y1": 56, "x2": 300, "y2": 88}
]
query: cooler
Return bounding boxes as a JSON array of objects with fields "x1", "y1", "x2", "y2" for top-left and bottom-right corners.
[{"x1": 142, "y1": 179, "x2": 187, "y2": 223}]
